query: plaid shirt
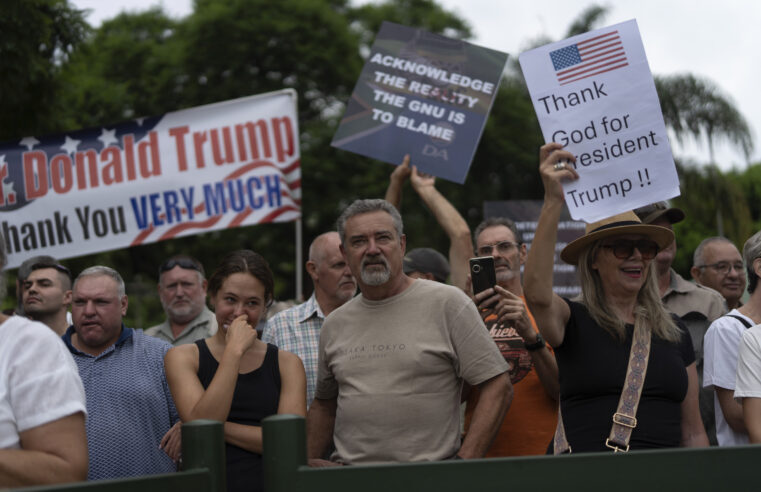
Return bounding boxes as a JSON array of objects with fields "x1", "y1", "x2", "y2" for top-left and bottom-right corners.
[{"x1": 262, "y1": 294, "x2": 324, "y2": 406}]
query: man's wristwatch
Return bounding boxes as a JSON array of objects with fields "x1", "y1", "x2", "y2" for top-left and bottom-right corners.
[{"x1": 524, "y1": 331, "x2": 546, "y2": 351}]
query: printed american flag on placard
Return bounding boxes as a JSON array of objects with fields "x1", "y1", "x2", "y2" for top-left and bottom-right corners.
[{"x1": 549, "y1": 30, "x2": 628, "y2": 86}]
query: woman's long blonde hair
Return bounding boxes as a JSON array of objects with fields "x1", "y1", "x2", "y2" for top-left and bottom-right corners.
[{"x1": 576, "y1": 241, "x2": 682, "y2": 343}]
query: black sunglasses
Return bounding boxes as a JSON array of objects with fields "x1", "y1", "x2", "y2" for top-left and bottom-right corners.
[
  {"x1": 601, "y1": 240, "x2": 660, "y2": 260},
  {"x1": 159, "y1": 257, "x2": 205, "y2": 276}
]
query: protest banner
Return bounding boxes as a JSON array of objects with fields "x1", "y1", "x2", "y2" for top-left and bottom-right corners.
[
  {"x1": 332, "y1": 21, "x2": 508, "y2": 184},
  {"x1": 484, "y1": 200, "x2": 584, "y2": 293},
  {"x1": 0, "y1": 90, "x2": 301, "y2": 269},
  {"x1": 519, "y1": 19, "x2": 680, "y2": 222}
]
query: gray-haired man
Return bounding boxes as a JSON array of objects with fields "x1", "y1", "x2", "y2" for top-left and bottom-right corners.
[
  {"x1": 691, "y1": 237, "x2": 746, "y2": 311},
  {"x1": 64, "y1": 266, "x2": 180, "y2": 479},
  {"x1": 704, "y1": 230, "x2": 761, "y2": 446},
  {"x1": 145, "y1": 255, "x2": 217, "y2": 346},
  {"x1": 306, "y1": 199, "x2": 510, "y2": 465}
]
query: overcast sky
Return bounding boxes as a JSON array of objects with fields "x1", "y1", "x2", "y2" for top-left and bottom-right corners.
[{"x1": 71, "y1": 0, "x2": 759, "y2": 171}]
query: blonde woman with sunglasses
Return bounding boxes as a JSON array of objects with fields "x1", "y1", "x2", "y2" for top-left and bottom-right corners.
[{"x1": 523, "y1": 142, "x2": 709, "y2": 453}]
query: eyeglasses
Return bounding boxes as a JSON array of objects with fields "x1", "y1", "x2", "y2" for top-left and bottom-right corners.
[
  {"x1": 477, "y1": 241, "x2": 519, "y2": 257},
  {"x1": 159, "y1": 257, "x2": 205, "y2": 276},
  {"x1": 601, "y1": 240, "x2": 659, "y2": 260},
  {"x1": 697, "y1": 261, "x2": 745, "y2": 275}
]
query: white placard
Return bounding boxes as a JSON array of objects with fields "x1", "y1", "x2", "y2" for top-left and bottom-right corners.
[{"x1": 519, "y1": 19, "x2": 680, "y2": 222}]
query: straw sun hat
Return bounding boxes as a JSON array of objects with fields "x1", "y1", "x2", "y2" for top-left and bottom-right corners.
[{"x1": 560, "y1": 211, "x2": 675, "y2": 265}]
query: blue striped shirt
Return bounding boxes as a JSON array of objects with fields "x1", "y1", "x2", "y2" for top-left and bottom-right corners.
[{"x1": 63, "y1": 326, "x2": 179, "y2": 480}]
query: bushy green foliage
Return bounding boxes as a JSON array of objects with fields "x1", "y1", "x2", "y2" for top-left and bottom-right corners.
[{"x1": 2, "y1": 0, "x2": 758, "y2": 326}]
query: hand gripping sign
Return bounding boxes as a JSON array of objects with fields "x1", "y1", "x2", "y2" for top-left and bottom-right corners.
[{"x1": 519, "y1": 19, "x2": 680, "y2": 222}]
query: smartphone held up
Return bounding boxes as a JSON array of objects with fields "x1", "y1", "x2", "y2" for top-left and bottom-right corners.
[{"x1": 470, "y1": 256, "x2": 496, "y2": 295}]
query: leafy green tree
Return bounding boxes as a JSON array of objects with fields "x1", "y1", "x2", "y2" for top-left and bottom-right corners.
[
  {"x1": 41, "y1": 0, "x2": 480, "y2": 326},
  {"x1": 0, "y1": 0, "x2": 89, "y2": 140},
  {"x1": 656, "y1": 74, "x2": 753, "y2": 162},
  {"x1": 5, "y1": 0, "x2": 757, "y2": 324},
  {"x1": 564, "y1": 4, "x2": 609, "y2": 37},
  {"x1": 58, "y1": 8, "x2": 183, "y2": 131},
  {"x1": 727, "y1": 164, "x2": 761, "y2": 232},
  {"x1": 671, "y1": 161, "x2": 754, "y2": 275}
]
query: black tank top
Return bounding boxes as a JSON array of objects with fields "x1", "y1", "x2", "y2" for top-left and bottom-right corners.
[{"x1": 195, "y1": 340, "x2": 281, "y2": 492}]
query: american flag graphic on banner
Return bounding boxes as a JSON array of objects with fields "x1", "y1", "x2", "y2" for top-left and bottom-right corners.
[{"x1": 549, "y1": 30, "x2": 628, "y2": 86}]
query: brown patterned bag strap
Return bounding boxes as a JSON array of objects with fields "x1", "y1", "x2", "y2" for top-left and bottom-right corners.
[
  {"x1": 605, "y1": 321, "x2": 652, "y2": 452},
  {"x1": 552, "y1": 402, "x2": 571, "y2": 454},
  {"x1": 553, "y1": 321, "x2": 652, "y2": 454}
]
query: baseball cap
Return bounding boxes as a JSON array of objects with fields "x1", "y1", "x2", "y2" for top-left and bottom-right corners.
[
  {"x1": 403, "y1": 248, "x2": 450, "y2": 283},
  {"x1": 633, "y1": 201, "x2": 685, "y2": 225}
]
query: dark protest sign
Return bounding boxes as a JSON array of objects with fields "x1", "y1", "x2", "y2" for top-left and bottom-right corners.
[{"x1": 332, "y1": 22, "x2": 508, "y2": 184}]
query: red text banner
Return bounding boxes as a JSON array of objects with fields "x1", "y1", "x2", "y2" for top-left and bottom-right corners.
[{"x1": 0, "y1": 90, "x2": 301, "y2": 268}]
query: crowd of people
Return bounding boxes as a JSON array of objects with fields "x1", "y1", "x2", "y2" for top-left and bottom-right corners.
[{"x1": 4, "y1": 145, "x2": 761, "y2": 489}]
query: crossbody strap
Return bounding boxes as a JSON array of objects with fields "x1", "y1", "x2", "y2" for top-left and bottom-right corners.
[
  {"x1": 727, "y1": 314, "x2": 753, "y2": 329},
  {"x1": 604, "y1": 321, "x2": 652, "y2": 452},
  {"x1": 552, "y1": 401, "x2": 571, "y2": 454},
  {"x1": 553, "y1": 321, "x2": 652, "y2": 454}
]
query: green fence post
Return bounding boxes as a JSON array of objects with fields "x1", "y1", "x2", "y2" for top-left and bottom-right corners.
[
  {"x1": 262, "y1": 414, "x2": 306, "y2": 492},
  {"x1": 181, "y1": 420, "x2": 226, "y2": 492}
]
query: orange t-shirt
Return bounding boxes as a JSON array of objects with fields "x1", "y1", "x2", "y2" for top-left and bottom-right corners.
[{"x1": 464, "y1": 297, "x2": 558, "y2": 456}]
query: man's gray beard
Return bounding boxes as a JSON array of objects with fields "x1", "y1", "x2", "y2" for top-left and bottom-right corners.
[
  {"x1": 162, "y1": 298, "x2": 202, "y2": 324},
  {"x1": 494, "y1": 260, "x2": 517, "y2": 284},
  {"x1": 334, "y1": 285, "x2": 356, "y2": 303},
  {"x1": 495, "y1": 269, "x2": 516, "y2": 284},
  {"x1": 360, "y1": 258, "x2": 391, "y2": 286}
]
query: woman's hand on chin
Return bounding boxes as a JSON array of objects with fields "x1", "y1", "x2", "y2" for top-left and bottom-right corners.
[{"x1": 224, "y1": 314, "x2": 257, "y2": 354}]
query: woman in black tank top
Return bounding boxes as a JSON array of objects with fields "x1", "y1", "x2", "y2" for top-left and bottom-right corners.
[
  {"x1": 165, "y1": 250, "x2": 307, "y2": 492},
  {"x1": 524, "y1": 144, "x2": 709, "y2": 453}
]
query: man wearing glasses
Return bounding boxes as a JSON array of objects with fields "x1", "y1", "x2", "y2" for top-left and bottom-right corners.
[
  {"x1": 635, "y1": 201, "x2": 726, "y2": 445},
  {"x1": 465, "y1": 217, "x2": 559, "y2": 457},
  {"x1": 691, "y1": 237, "x2": 746, "y2": 310},
  {"x1": 21, "y1": 259, "x2": 73, "y2": 336},
  {"x1": 704, "y1": 231, "x2": 761, "y2": 446},
  {"x1": 145, "y1": 255, "x2": 217, "y2": 346}
]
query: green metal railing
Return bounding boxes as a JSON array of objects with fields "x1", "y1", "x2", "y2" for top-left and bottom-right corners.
[
  {"x1": 14, "y1": 415, "x2": 761, "y2": 491},
  {"x1": 263, "y1": 414, "x2": 761, "y2": 492},
  {"x1": 15, "y1": 420, "x2": 225, "y2": 492}
]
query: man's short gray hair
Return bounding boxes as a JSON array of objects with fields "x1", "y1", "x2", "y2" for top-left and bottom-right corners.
[
  {"x1": 743, "y1": 231, "x2": 761, "y2": 294},
  {"x1": 693, "y1": 236, "x2": 735, "y2": 266},
  {"x1": 473, "y1": 217, "x2": 523, "y2": 250},
  {"x1": 75, "y1": 266, "x2": 126, "y2": 297},
  {"x1": 336, "y1": 199, "x2": 403, "y2": 245}
]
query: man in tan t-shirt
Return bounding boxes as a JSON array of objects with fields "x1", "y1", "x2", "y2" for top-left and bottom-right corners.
[{"x1": 306, "y1": 199, "x2": 511, "y2": 465}]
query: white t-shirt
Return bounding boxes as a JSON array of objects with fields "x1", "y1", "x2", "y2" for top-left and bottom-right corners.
[
  {"x1": 735, "y1": 325, "x2": 761, "y2": 403},
  {"x1": 0, "y1": 316, "x2": 87, "y2": 449},
  {"x1": 703, "y1": 309, "x2": 751, "y2": 446}
]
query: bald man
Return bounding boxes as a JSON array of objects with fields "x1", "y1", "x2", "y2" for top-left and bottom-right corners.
[{"x1": 262, "y1": 232, "x2": 357, "y2": 407}]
